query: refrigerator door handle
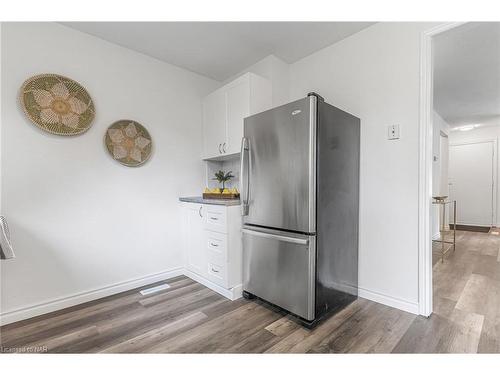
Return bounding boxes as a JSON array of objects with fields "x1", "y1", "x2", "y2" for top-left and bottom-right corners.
[
  {"x1": 242, "y1": 228, "x2": 309, "y2": 245},
  {"x1": 308, "y1": 95, "x2": 317, "y2": 233},
  {"x1": 240, "y1": 137, "x2": 250, "y2": 216}
]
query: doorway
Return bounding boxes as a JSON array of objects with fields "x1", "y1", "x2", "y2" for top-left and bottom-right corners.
[{"x1": 420, "y1": 22, "x2": 500, "y2": 318}]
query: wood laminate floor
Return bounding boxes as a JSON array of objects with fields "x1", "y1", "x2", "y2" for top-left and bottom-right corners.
[{"x1": 1, "y1": 230, "x2": 499, "y2": 353}]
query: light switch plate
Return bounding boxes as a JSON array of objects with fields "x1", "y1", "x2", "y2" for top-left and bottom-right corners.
[{"x1": 388, "y1": 124, "x2": 400, "y2": 140}]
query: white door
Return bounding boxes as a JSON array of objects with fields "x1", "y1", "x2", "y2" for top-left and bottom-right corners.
[
  {"x1": 449, "y1": 141, "x2": 494, "y2": 226},
  {"x1": 184, "y1": 204, "x2": 206, "y2": 276},
  {"x1": 202, "y1": 90, "x2": 226, "y2": 158}
]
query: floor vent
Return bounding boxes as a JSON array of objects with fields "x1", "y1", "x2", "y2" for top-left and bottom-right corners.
[{"x1": 139, "y1": 283, "x2": 171, "y2": 296}]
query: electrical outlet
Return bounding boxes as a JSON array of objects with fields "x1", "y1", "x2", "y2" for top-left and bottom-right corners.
[{"x1": 388, "y1": 124, "x2": 400, "y2": 140}]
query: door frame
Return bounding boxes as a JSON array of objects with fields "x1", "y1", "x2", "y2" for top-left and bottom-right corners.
[
  {"x1": 448, "y1": 139, "x2": 497, "y2": 227},
  {"x1": 418, "y1": 22, "x2": 466, "y2": 317}
]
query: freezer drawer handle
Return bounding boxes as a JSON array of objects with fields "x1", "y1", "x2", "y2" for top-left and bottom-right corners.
[
  {"x1": 211, "y1": 267, "x2": 219, "y2": 273},
  {"x1": 242, "y1": 229, "x2": 309, "y2": 245}
]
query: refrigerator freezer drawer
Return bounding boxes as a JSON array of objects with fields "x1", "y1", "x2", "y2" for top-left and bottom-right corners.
[{"x1": 242, "y1": 226, "x2": 316, "y2": 320}]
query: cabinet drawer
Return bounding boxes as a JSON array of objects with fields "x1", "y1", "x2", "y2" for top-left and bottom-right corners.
[
  {"x1": 207, "y1": 262, "x2": 227, "y2": 287},
  {"x1": 204, "y1": 205, "x2": 227, "y2": 233},
  {"x1": 206, "y1": 231, "x2": 227, "y2": 265}
]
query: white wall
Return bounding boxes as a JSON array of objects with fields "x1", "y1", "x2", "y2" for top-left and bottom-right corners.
[
  {"x1": 449, "y1": 125, "x2": 500, "y2": 226},
  {"x1": 432, "y1": 111, "x2": 451, "y2": 237},
  {"x1": 289, "y1": 22, "x2": 438, "y2": 313},
  {"x1": 0, "y1": 22, "x2": 218, "y2": 324}
]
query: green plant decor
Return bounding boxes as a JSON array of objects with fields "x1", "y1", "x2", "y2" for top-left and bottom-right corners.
[{"x1": 213, "y1": 170, "x2": 234, "y2": 192}]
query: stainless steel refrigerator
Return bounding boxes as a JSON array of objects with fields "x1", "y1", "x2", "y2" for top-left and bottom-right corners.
[{"x1": 240, "y1": 93, "x2": 359, "y2": 327}]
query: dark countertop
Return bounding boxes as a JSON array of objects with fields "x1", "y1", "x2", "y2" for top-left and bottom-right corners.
[{"x1": 179, "y1": 196, "x2": 241, "y2": 206}]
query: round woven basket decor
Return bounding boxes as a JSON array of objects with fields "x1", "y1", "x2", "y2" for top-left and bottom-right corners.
[
  {"x1": 19, "y1": 74, "x2": 95, "y2": 136},
  {"x1": 105, "y1": 120, "x2": 153, "y2": 167}
]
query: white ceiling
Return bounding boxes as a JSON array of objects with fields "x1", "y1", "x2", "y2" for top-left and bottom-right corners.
[
  {"x1": 61, "y1": 22, "x2": 374, "y2": 81},
  {"x1": 434, "y1": 22, "x2": 500, "y2": 127}
]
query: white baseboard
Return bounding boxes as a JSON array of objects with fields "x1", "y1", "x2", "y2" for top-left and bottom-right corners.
[
  {"x1": 358, "y1": 287, "x2": 419, "y2": 315},
  {"x1": 0, "y1": 267, "x2": 184, "y2": 326},
  {"x1": 2, "y1": 268, "x2": 417, "y2": 326},
  {"x1": 184, "y1": 270, "x2": 242, "y2": 301}
]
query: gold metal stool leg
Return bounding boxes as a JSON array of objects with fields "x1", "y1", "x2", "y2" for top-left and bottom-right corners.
[
  {"x1": 441, "y1": 202, "x2": 446, "y2": 263},
  {"x1": 453, "y1": 200, "x2": 457, "y2": 252}
]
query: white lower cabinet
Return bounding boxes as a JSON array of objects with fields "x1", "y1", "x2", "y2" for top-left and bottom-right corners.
[
  {"x1": 183, "y1": 203, "x2": 206, "y2": 277},
  {"x1": 181, "y1": 202, "x2": 242, "y2": 300}
]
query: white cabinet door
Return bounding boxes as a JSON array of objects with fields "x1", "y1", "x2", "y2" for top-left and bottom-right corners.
[
  {"x1": 184, "y1": 204, "x2": 206, "y2": 276},
  {"x1": 225, "y1": 79, "x2": 250, "y2": 154},
  {"x1": 202, "y1": 90, "x2": 226, "y2": 159},
  {"x1": 201, "y1": 73, "x2": 271, "y2": 160}
]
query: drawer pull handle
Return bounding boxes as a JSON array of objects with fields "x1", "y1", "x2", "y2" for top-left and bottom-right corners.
[
  {"x1": 211, "y1": 267, "x2": 219, "y2": 273},
  {"x1": 210, "y1": 243, "x2": 219, "y2": 247},
  {"x1": 210, "y1": 217, "x2": 218, "y2": 220}
]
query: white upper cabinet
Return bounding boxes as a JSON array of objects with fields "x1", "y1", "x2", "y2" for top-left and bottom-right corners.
[
  {"x1": 225, "y1": 79, "x2": 250, "y2": 155},
  {"x1": 202, "y1": 89, "x2": 226, "y2": 158},
  {"x1": 202, "y1": 73, "x2": 271, "y2": 160}
]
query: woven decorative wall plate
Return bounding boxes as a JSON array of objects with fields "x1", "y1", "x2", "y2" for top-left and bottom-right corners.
[
  {"x1": 19, "y1": 74, "x2": 95, "y2": 136},
  {"x1": 105, "y1": 120, "x2": 153, "y2": 167}
]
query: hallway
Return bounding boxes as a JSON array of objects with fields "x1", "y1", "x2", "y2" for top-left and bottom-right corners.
[{"x1": 427, "y1": 230, "x2": 500, "y2": 352}]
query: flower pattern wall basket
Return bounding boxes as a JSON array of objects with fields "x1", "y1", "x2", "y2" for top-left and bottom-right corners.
[
  {"x1": 105, "y1": 120, "x2": 152, "y2": 167},
  {"x1": 20, "y1": 74, "x2": 95, "y2": 136}
]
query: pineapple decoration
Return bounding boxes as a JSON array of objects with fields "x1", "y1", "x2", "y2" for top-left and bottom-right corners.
[{"x1": 203, "y1": 170, "x2": 239, "y2": 197}]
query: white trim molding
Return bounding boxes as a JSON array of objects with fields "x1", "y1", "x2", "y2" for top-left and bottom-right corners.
[
  {"x1": 418, "y1": 22, "x2": 466, "y2": 317},
  {"x1": 358, "y1": 288, "x2": 419, "y2": 315},
  {"x1": 184, "y1": 270, "x2": 243, "y2": 301},
  {"x1": 2, "y1": 266, "x2": 420, "y2": 326},
  {"x1": 0, "y1": 267, "x2": 184, "y2": 326},
  {"x1": 0, "y1": 267, "x2": 246, "y2": 326}
]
